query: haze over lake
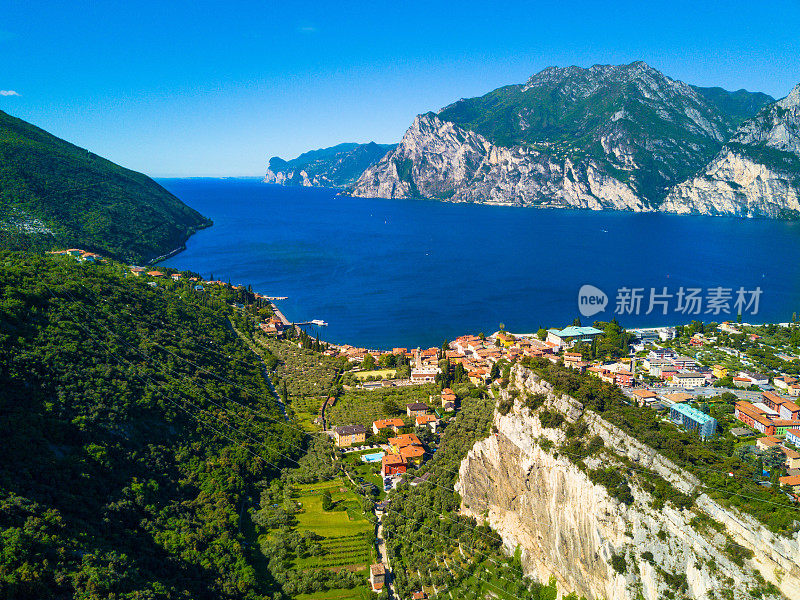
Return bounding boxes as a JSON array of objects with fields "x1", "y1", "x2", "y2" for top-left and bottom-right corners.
[{"x1": 160, "y1": 178, "x2": 800, "y2": 349}]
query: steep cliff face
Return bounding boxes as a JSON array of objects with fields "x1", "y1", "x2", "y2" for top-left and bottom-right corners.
[
  {"x1": 351, "y1": 113, "x2": 647, "y2": 211},
  {"x1": 351, "y1": 63, "x2": 774, "y2": 210},
  {"x1": 662, "y1": 84, "x2": 800, "y2": 217},
  {"x1": 456, "y1": 366, "x2": 800, "y2": 600}
]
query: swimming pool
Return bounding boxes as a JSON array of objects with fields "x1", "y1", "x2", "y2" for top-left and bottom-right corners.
[{"x1": 361, "y1": 452, "x2": 385, "y2": 463}]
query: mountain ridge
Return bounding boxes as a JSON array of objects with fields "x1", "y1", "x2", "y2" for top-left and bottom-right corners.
[
  {"x1": 265, "y1": 141, "x2": 395, "y2": 188},
  {"x1": 0, "y1": 110, "x2": 211, "y2": 263},
  {"x1": 661, "y1": 83, "x2": 800, "y2": 217}
]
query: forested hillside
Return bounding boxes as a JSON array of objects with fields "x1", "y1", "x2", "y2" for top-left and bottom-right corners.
[
  {"x1": 0, "y1": 252, "x2": 301, "y2": 599},
  {"x1": 0, "y1": 110, "x2": 211, "y2": 263}
]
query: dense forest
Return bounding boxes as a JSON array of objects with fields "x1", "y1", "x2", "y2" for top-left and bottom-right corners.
[
  {"x1": 0, "y1": 252, "x2": 302, "y2": 599},
  {"x1": 0, "y1": 110, "x2": 211, "y2": 264}
]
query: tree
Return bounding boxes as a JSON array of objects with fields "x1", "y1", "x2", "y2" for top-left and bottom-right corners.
[
  {"x1": 537, "y1": 328, "x2": 547, "y2": 341},
  {"x1": 321, "y1": 490, "x2": 333, "y2": 511},
  {"x1": 362, "y1": 353, "x2": 375, "y2": 371}
]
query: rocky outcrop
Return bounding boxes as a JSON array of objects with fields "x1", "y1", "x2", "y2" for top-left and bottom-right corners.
[
  {"x1": 351, "y1": 113, "x2": 647, "y2": 211},
  {"x1": 456, "y1": 365, "x2": 800, "y2": 600},
  {"x1": 662, "y1": 84, "x2": 800, "y2": 217},
  {"x1": 265, "y1": 141, "x2": 394, "y2": 188},
  {"x1": 351, "y1": 63, "x2": 777, "y2": 211}
]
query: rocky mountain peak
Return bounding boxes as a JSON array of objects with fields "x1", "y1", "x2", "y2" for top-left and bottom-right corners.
[{"x1": 778, "y1": 82, "x2": 800, "y2": 109}]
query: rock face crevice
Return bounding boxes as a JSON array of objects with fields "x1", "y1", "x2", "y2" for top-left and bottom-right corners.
[{"x1": 456, "y1": 365, "x2": 800, "y2": 600}]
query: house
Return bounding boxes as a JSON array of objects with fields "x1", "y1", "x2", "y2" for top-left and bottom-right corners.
[
  {"x1": 631, "y1": 389, "x2": 657, "y2": 406},
  {"x1": 370, "y1": 563, "x2": 386, "y2": 591},
  {"x1": 410, "y1": 368, "x2": 439, "y2": 383},
  {"x1": 733, "y1": 377, "x2": 753, "y2": 388},
  {"x1": 388, "y1": 433, "x2": 421, "y2": 453},
  {"x1": 399, "y1": 444, "x2": 425, "y2": 465},
  {"x1": 546, "y1": 326, "x2": 603, "y2": 350},
  {"x1": 372, "y1": 418, "x2": 405, "y2": 435},
  {"x1": 734, "y1": 402, "x2": 775, "y2": 435},
  {"x1": 170, "y1": 273, "x2": 182, "y2": 280},
  {"x1": 756, "y1": 436, "x2": 782, "y2": 451},
  {"x1": 662, "y1": 392, "x2": 694, "y2": 404},
  {"x1": 146, "y1": 270, "x2": 164, "y2": 277},
  {"x1": 787, "y1": 428, "x2": 800, "y2": 447},
  {"x1": 333, "y1": 425, "x2": 366, "y2": 447},
  {"x1": 773, "y1": 376, "x2": 797, "y2": 390},
  {"x1": 671, "y1": 355, "x2": 698, "y2": 370},
  {"x1": 672, "y1": 372, "x2": 705, "y2": 388},
  {"x1": 496, "y1": 332, "x2": 516, "y2": 346},
  {"x1": 779, "y1": 400, "x2": 800, "y2": 421},
  {"x1": 669, "y1": 403, "x2": 717, "y2": 440},
  {"x1": 381, "y1": 454, "x2": 406, "y2": 477},
  {"x1": 406, "y1": 402, "x2": 430, "y2": 417},
  {"x1": 739, "y1": 371, "x2": 770, "y2": 386},
  {"x1": 783, "y1": 447, "x2": 800, "y2": 470},
  {"x1": 790, "y1": 384, "x2": 800, "y2": 397},
  {"x1": 712, "y1": 365, "x2": 728, "y2": 379},
  {"x1": 778, "y1": 475, "x2": 800, "y2": 493},
  {"x1": 441, "y1": 388, "x2": 457, "y2": 407},
  {"x1": 415, "y1": 414, "x2": 438, "y2": 432},
  {"x1": 773, "y1": 420, "x2": 800, "y2": 436},
  {"x1": 412, "y1": 592, "x2": 428, "y2": 600},
  {"x1": 762, "y1": 391, "x2": 788, "y2": 411},
  {"x1": 130, "y1": 266, "x2": 146, "y2": 276},
  {"x1": 615, "y1": 369, "x2": 634, "y2": 387}
]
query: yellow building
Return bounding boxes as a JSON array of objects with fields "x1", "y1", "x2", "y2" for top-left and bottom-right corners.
[
  {"x1": 712, "y1": 365, "x2": 728, "y2": 379},
  {"x1": 334, "y1": 425, "x2": 366, "y2": 447}
]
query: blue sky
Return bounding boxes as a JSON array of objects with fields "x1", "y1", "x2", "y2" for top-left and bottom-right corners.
[{"x1": 2, "y1": 0, "x2": 799, "y2": 177}]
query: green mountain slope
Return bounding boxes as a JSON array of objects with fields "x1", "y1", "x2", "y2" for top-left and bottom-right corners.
[
  {"x1": 434, "y1": 62, "x2": 773, "y2": 203},
  {"x1": 691, "y1": 85, "x2": 775, "y2": 127},
  {"x1": 0, "y1": 252, "x2": 300, "y2": 599},
  {"x1": 0, "y1": 110, "x2": 211, "y2": 263},
  {"x1": 265, "y1": 141, "x2": 395, "y2": 187}
]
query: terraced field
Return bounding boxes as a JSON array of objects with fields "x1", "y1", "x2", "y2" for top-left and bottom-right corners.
[
  {"x1": 296, "y1": 534, "x2": 372, "y2": 569},
  {"x1": 289, "y1": 479, "x2": 376, "y2": 597}
]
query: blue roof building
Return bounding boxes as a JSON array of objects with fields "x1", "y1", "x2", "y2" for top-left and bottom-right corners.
[
  {"x1": 670, "y1": 403, "x2": 717, "y2": 440},
  {"x1": 547, "y1": 326, "x2": 604, "y2": 348}
]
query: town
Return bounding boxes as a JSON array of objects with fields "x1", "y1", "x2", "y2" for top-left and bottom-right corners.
[{"x1": 51, "y1": 249, "x2": 800, "y2": 599}]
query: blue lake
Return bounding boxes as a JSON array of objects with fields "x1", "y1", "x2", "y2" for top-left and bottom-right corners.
[{"x1": 159, "y1": 178, "x2": 800, "y2": 349}]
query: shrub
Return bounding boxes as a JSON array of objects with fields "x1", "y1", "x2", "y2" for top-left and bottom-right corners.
[{"x1": 610, "y1": 553, "x2": 627, "y2": 574}]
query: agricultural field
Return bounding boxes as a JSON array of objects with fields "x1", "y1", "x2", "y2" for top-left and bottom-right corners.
[
  {"x1": 294, "y1": 587, "x2": 373, "y2": 600},
  {"x1": 354, "y1": 368, "x2": 397, "y2": 380},
  {"x1": 254, "y1": 335, "x2": 344, "y2": 425},
  {"x1": 327, "y1": 384, "x2": 438, "y2": 429}
]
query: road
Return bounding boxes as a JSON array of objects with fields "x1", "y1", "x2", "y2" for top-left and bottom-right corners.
[{"x1": 375, "y1": 516, "x2": 394, "y2": 599}]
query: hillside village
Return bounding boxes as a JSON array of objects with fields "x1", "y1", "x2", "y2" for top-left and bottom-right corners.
[{"x1": 49, "y1": 249, "x2": 800, "y2": 598}]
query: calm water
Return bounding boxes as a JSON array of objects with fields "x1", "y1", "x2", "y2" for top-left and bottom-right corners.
[{"x1": 159, "y1": 178, "x2": 800, "y2": 349}]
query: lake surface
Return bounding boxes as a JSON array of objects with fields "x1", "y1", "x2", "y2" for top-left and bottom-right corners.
[{"x1": 160, "y1": 178, "x2": 800, "y2": 349}]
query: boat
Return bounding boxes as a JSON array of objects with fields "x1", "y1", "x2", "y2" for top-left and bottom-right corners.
[{"x1": 311, "y1": 319, "x2": 328, "y2": 326}]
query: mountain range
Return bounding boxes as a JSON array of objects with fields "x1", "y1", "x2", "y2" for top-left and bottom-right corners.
[
  {"x1": 267, "y1": 62, "x2": 800, "y2": 218},
  {"x1": 0, "y1": 110, "x2": 211, "y2": 263}
]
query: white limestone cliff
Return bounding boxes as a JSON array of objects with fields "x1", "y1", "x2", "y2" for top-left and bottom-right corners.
[
  {"x1": 351, "y1": 113, "x2": 647, "y2": 211},
  {"x1": 456, "y1": 365, "x2": 800, "y2": 600},
  {"x1": 662, "y1": 84, "x2": 800, "y2": 217}
]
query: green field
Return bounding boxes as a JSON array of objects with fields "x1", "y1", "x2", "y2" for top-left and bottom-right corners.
[
  {"x1": 294, "y1": 586, "x2": 373, "y2": 600},
  {"x1": 294, "y1": 480, "x2": 374, "y2": 538},
  {"x1": 354, "y1": 368, "x2": 397, "y2": 380}
]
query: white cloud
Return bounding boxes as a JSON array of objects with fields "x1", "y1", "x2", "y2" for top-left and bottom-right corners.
[
  {"x1": 0, "y1": 90, "x2": 20, "y2": 96},
  {"x1": 296, "y1": 25, "x2": 318, "y2": 34}
]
